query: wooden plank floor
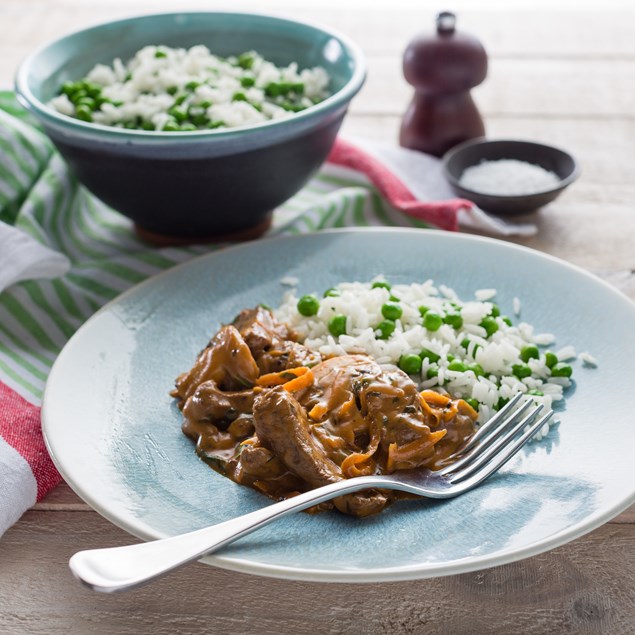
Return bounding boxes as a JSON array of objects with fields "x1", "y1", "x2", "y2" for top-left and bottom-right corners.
[{"x1": 0, "y1": 1, "x2": 633, "y2": 633}]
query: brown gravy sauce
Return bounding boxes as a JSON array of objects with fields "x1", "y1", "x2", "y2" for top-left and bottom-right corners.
[{"x1": 172, "y1": 308, "x2": 477, "y2": 517}]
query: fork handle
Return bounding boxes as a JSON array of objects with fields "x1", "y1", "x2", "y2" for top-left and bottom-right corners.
[{"x1": 69, "y1": 476, "x2": 383, "y2": 593}]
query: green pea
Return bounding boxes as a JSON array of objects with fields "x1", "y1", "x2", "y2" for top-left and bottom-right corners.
[
  {"x1": 85, "y1": 83, "x2": 102, "y2": 99},
  {"x1": 264, "y1": 82, "x2": 283, "y2": 97},
  {"x1": 381, "y1": 302, "x2": 402, "y2": 321},
  {"x1": 448, "y1": 360, "x2": 467, "y2": 372},
  {"x1": 162, "y1": 120, "x2": 180, "y2": 131},
  {"x1": 399, "y1": 354, "x2": 422, "y2": 375},
  {"x1": 418, "y1": 305, "x2": 430, "y2": 317},
  {"x1": 468, "y1": 363, "x2": 484, "y2": 377},
  {"x1": 495, "y1": 397, "x2": 509, "y2": 411},
  {"x1": 185, "y1": 80, "x2": 200, "y2": 90},
  {"x1": 280, "y1": 99, "x2": 300, "y2": 111},
  {"x1": 443, "y1": 312, "x2": 463, "y2": 329},
  {"x1": 297, "y1": 295, "x2": 320, "y2": 317},
  {"x1": 490, "y1": 304, "x2": 501, "y2": 317},
  {"x1": 328, "y1": 314, "x2": 347, "y2": 337},
  {"x1": 237, "y1": 53, "x2": 254, "y2": 69},
  {"x1": 232, "y1": 92, "x2": 248, "y2": 102},
  {"x1": 179, "y1": 123, "x2": 197, "y2": 131},
  {"x1": 240, "y1": 76, "x2": 256, "y2": 88},
  {"x1": 461, "y1": 339, "x2": 481, "y2": 358},
  {"x1": 167, "y1": 106, "x2": 187, "y2": 122},
  {"x1": 376, "y1": 319, "x2": 395, "y2": 340},
  {"x1": 61, "y1": 81, "x2": 79, "y2": 96},
  {"x1": 141, "y1": 120, "x2": 155, "y2": 131},
  {"x1": 520, "y1": 345, "x2": 540, "y2": 363},
  {"x1": 154, "y1": 50, "x2": 167, "y2": 58},
  {"x1": 75, "y1": 106, "x2": 92, "y2": 122},
  {"x1": 502, "y1": 316, "x2": 513, "y2": 327},
  {"x1": 323, "y1": 288, "x2": 340, "y2": 298},
  {"x1": 70, "y1": 88, "x2": 88, "y2": 102},
  {"x1": 371, "y1": 281, "x2": 391, "y2": 291},
  {"x1": 198, "y1": 100, "x2": 212, "y2": 108},
  {"x1": 480, "y1": 316, "x2": 499, "y2": 338},
  {"x1": 551, "y1": 363, "x2": 573, "y2": 378},
  {"x1": 389, "y1": 295, "x2": 400, "y2": 302},
  {"x1": 173, "y1": 94, "x2": 187, "y2": 105},
  {"x1": 291, "y1": 82, "x2": 305, "y2": 94},
  {"x1": 419, "y1": 348, "x2": 440, "y2": 363},
  {"x1": 192, "y1": 115, "x2": 209, "y2": 127},
  {"x1": 465, "y1": 398, "x2": 480, "y2": 412},
  {"x1": 545, "y1": 352, "x2": 558, "y2": 368},
  {"x1": 166, "y1": 86, "x2": 178, "y2": 95},
  {"x1": 447, "y1": 354, "x2": 456, "y2": 362},
  {"x1": 267, "y1": 81, "x2": 292, "y2": 95},
  {"x1": 208, "y1": 121, "x2": 225, "y2": 129},
  {"x1": 76, "y1": 97, "x2": 96, "y2": 110},
  {"x1": 512, "y1": 363, "x2": 532, "y2": 379},
  {"x1": 423, "y1": 311, "x2": 442, "y2": 331},
  {"x1": 426, "y1": 365, "x2": 439, "y2": 379}
]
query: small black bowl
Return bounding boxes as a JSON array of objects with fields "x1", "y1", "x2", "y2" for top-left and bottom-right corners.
[{"x1": 442, "y1": 138, "x2": 579, "y2": 215}]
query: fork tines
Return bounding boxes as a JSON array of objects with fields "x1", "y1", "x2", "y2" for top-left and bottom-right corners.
[{"x1": 436, "y1": 395, "x2": 554, "y2": 487}]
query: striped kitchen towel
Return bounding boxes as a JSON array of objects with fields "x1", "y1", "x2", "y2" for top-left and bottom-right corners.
[{"x1": 0, "y1": 91, "x2": 535, "y2": 537}]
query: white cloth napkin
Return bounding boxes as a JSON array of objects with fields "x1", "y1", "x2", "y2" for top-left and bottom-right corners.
[{"x1": 0, "y1": 222, "x2": 70, "y2": 294}]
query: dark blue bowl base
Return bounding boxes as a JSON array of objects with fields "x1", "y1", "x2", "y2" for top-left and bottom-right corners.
[{"x1": 48, "y1": 113, "x2": 344, "y2": 240}]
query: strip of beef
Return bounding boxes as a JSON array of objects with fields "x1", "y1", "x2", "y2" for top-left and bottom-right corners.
[
  {"x1": 182, "y1": 379, "x2": 255, "y2": 427},
  {"x1": 232, "y1": 307, "x2": 321, "y2": 374},
  {"x1": 232, "y1": 307, "x2": 291, "y2": 358},
  {"x1": 364, "y1": 366, "x2": 434, "y2": 448},
  {"x1": 253, "y1": 386, "x2": 389, "y2": 517},
  {"x1": 299, "y1": 355, "x2": 430, "y2": 453},
  {"x1": 173, "y1": 325, "x2": 260, "y2": 405}
]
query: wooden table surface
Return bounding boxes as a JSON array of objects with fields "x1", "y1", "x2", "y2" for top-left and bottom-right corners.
[{"x1": 1, "y1": 2, "x2": 634, "y2": 633}]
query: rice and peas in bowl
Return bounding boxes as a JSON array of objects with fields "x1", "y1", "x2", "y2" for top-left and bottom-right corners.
[
  {"x1": 49, "y1": 44, "x2": 330, "y2": 131},
  {"x1": 275, "y1": 276, "x2": 595, "y2": 439}
]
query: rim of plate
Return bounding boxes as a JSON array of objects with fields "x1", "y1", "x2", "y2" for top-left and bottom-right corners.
[{"x1": 41, "y1": 227, "x2": 635, "y2": 582}]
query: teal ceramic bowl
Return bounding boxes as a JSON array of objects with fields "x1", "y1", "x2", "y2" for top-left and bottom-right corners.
[{"x1": 15, "y1": 12, "x2": 366, "y2": 243}]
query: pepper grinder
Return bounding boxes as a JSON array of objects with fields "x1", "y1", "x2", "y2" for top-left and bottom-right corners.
[{"x1": 399, "y1": 11, "x2": 488, "y2": 158}]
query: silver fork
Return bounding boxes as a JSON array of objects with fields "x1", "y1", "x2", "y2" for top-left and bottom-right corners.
[{"x1": 69, "y1": 394, "x2": 552, "y2": 593}]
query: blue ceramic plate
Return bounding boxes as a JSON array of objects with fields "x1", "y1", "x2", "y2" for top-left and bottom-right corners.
[{"x1": 42, "y1": 229, "x2": 635, "y2": 582}]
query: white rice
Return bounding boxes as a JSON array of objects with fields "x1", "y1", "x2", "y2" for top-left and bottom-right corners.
[
  {"x1": 280, "y1": 276, "x2": 299, "y2": 287},
  {"x1": 50, "y1": 45, "x2": 330, "y2": 131},
  {"x1": 579, "y1": 351, "x2": 598, "y2": 367},
  {"x1": 475, "y1": 288, "x2": 497, "y2": 301},
  {"x1": 555, "y1": 345, "x2": 577, "y2": 361},
  {"x1": 275, "y1": 277, "x2": 591, "y2": 438}
]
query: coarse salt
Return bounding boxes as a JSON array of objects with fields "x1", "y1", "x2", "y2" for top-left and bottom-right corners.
[{"x1": 459, "y1": 159, "x2": 560, "y2": 196}]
